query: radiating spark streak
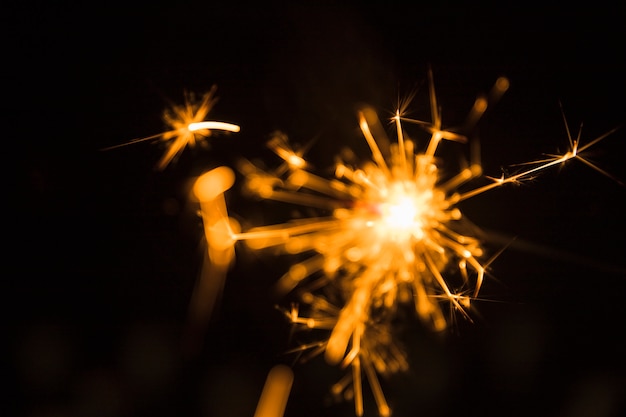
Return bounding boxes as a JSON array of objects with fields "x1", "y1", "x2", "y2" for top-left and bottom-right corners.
[
  {"x1": 423, "y1": 251, "x2": 470, "y2": 319},
  {"x1": 439, "y1": 165, "x2": 482, "y2": 192},
  {"x1": 462, "y1": 76, "x2": 510, "y2": 131},
  {"x1": 277, "y1": 257, "x2": 327, "y2": 294},
  {"x1": 422, "y1": 67, "x2": 468, "y2": 157},
  {"x1": 363, "y1": 357, "x2": 390, "y2": 417},
  {"x1": 566, "y1": 123, "x2": 624, "y2": 185},
  {"x1": 102, "y1": 86, "x2": 240, "y2": 170},
  {"x1": 231, "y1": 218, "x2": 344, "y2": 246},
  {"x1": 428, "y1": 67, "x2": 441, "y2": 132},
  {"x1": 267, "y1": 132, "x2": 309, "y2": 171},
  {"x1": 575, "y1": 157, "x2": 623, "y2": 185},
  {"x1": 463, "y1": 96, "x2": 488, "y2": 131},
  {"x1": 353, "y1": 357, "x2": 363, "y2": 417},
  {"x1": 457, "y1": 117, "x2": 622, "y2": 202},
  {"x1": 254, "y1": 189, "x2": 343, "y2": 210},
  {"x1": 575, "y1": 126, "x2": 619, "y2": 153},
  {"x1": 283, "y1": 293, "x2": 407, "y2": 417},
  {"x1": 359, "y1": 110, "x2": 391, "y2": 178},
  {"x1": 393, "y1": 110, "x2": 409, "y2": 178},
  {"x1": 325, "y1": 266, "x2": 379, "y2": 366},
  {"x1": 253, "y1": 365, "x2": 294, "y2": 417},
  {"x1": 560, "y1": 101, "x2": 577, "y2": 151},
  {"x1": 99, "y1": 133, "x2": 165, "y2": 150},
  {"x1": 456, "y1": 156, "x2": 566, "y2": 201},
  {"x1": 289, "y1": 170, "x2": 352, "y2": 198}
]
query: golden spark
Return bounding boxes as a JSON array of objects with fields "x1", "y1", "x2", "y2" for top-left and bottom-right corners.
[
  {"x1": 102, "y1": 85, "x2": 240, "y2": 170},
  {"x1": 192, "y1": 71, "x2": 620, "y2": 416}
]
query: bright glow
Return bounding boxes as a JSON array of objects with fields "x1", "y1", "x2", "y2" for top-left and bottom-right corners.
[
  {"x1": 253, "y1": 365, "x2": 294, "y2": 417},
  {"x1": 376, "y1": 180, "x2": 437, "y2": 242}
]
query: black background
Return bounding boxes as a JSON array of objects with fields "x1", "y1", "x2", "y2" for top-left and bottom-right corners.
[{"x1": 8, "y1": 1, "x2": 626, "y2": 417}]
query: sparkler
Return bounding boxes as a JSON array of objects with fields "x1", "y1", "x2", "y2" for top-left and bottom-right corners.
[
  {"x1": 189, "y1": 70, "x2": 620, "y2": 417},
  {"x1": 102, "y1": 85, "x2": 240, "y2": 170}
]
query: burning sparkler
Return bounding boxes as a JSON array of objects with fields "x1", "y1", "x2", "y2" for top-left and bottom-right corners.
[
  {"x1": 102, "y1": 85, "x2": 240, "y2": 170},
  {"x1": 190, "y1": 70, "x2": 619, "y2": 416}
]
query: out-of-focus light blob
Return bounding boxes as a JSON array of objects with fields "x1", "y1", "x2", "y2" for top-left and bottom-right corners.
[
  {"x1": 184, "y1": 166, "x2": 239, "y2": 356},
  {"x1": 102, "y1": 85, "x2": 240, "y2": 170},
  {"x1": 253, "y1": 365, "x2": 294, "y2": 417}
]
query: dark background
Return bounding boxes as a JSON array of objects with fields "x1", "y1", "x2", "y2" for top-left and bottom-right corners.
[{"x1": 8, "y1": 1, "x2": 626, "y2": 417}]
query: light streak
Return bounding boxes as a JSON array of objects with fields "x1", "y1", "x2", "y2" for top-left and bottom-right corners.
[
  {"x1": 184, "y1": 166, "x2": 239, "y2": 356},
  {"x1": 253, "y1": 365, "x2": 294, "y2": 417},
  {"x1": 192, "y1": 71, "x2": 620, "y2": 416},
  {"x1": 102, "y1": 85, "x2": 240, "y2": 170}
]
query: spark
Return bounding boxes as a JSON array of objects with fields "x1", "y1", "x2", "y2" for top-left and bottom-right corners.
[
  {"x1": 458, "y1": 103, "x2": 623, "y2": 200},
  {"x1": 102, "y1": 85, "x2": 240, "y2": 170},
  {"x1": 192, "y1": 71, "x2": 620, "y2": 416},
  {"x1": 279, "y1": 292, "x2": 407, "y2": 417}
]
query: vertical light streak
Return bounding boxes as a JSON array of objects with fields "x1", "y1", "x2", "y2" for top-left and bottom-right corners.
[{"x1": 253, "y1": 365, "x2": 294, "y2": 417}]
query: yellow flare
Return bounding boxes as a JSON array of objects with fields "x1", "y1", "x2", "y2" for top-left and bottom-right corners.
[{"x1": 363, "y1": 359, "x2": 390, "y2": 417}]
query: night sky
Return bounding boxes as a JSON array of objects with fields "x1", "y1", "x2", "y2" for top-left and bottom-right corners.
[{"x1": 9, "y1": 2, "x2": 626, "y2": 417}]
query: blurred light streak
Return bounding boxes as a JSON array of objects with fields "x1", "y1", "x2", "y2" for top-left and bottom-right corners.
[{"x1": 253, "y1": 365, "x2": 294, "y2": 417}]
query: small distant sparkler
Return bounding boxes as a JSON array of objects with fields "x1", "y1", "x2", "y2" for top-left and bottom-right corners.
[
  {"x1": 102, "y1": 85, "x2": 240, "y2": 170},
  {"x1": 189, "y1": 69, "x2": 620, "y2": 416}
]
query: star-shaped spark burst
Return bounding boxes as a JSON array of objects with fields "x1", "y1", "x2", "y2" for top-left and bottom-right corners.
[
  {"x1": 103, "y1": 85, "x2": 240, "y2": 170},
  {"x1": 192, "y1": 70, "x2": 620, "y2": 417}
]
